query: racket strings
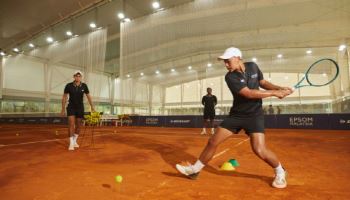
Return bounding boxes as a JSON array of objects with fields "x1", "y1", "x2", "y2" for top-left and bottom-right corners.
[{"x1": 306, "y1": 60, "x2": 338, "y2": 86}]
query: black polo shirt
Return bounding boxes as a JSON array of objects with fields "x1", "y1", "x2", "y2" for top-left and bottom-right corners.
[
  {"x1": 225, "y1": 62, "x2": 264, "y2": 116},
  {"x1": 64, "y1": 82, "x2": 90, "y2": 108},
  {"x1": 202, "y1": 95, "x2": 217, "y2": 111}
]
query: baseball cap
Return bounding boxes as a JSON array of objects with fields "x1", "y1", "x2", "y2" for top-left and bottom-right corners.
[
  {"x1": 218, "y1": 47, "x2": 242, "y2": 60},
  {"x1": 73, "y1": 70, "x2": 83, "y2": 76}
]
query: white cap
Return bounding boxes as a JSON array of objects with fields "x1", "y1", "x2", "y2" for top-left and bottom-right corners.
[
  {"x1": 73, "y1": 70, "x2": 83, "y2": 76},
  {"x1": 218, "y1": 47, "x2": 242, "y2": 60}
]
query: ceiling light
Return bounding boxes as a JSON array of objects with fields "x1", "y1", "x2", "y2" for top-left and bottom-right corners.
[
  {"x1": 171, "y1": 68, "x2": 175, "y2": 72},
  {"x1": 0, "y1": 52, "x2": 5, "y2": 56},
  {"x1": 306, "y1": 49, "x2": 312, "y2": 54},
  {"x1": 252, "y1": 57, "x2": 257, "y2": 62},
  {"x1": 13, "y1": 48, "x2": 19, "y2": 52},
  {"x1": 46, "y1": 37, "x2": 54, "y2": 43},
  {"x1": 152, "y1": 2, "x2": 160, "y2": 9},
  {"x1": 188, "y1": 66, "x2": 192, "y2": 70},
  {"x1": 322, "y1": 73, "x2": 327, "y2": 77},
  {"x1": 118, "y1": 13, "x2": 125, "y2": 19},
  {"x1": 277, "y1": 54, "x2": 283, "y2": 58},
  {"x1": 89, "y1": 23, "x2": 96, "y2": 28},
  {"x1": 338, "y1": 44, "x2": 346, "y2": 51},
  {"x1": 66, "y1": 31, "x2": 73, "y2": 36},
  {"x1": 140, "y1": 72, "x2": 144, "y2": 76},
  {"x1": 124, "y1": 18, "x2": 131, "y2": 22},
  {"x1": 126, "y1": 74, "x2": 130, "y2": 78},
  {"x1": 207, "y1": 63, "x2": 212, "y2": 67},
  {"x1": 155, "y1": 70, "x2": 160, "y2": 74},
  {"x1": 29, "y1": 43, "x2": 35, "y2": 48}
]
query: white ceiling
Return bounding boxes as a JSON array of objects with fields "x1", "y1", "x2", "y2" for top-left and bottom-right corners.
[
  {"x1": 0, "y1": 0, "x2": 194, "y2": 52},
  {"x1": 118, "y1": 0, "x2": 350, "y2": 86},
  {"x1": 1, "y1": 0, "x2": 349, "y2": 87},
  {"x1": 0, "y1": 0, "x2": 106, "y2": 49}
]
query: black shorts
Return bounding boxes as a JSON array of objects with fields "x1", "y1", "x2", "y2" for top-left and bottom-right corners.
[
  {"x1": 67, "y1": 106, "x2": 84, "y2": 119},
  {"x1": 203, "y1": 110, "x2": 215, "y2": 120},
  {"x1": 219, "y1": 114, "x2": 264, "y2": 135}
]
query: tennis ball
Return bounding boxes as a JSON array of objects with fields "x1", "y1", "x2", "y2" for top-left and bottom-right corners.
[{"x1": 115, "y1": 175, "x2": 123, "y2": 183}]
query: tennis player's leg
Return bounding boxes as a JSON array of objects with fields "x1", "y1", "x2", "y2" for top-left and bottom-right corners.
[
  {"x1": 201, "y1": 112, "x2": 209, "y2": 135},
  {"x1": 209, "y1": 112, "x2": 215, "y2": 135},
  {"x1": 198, "y1": 127, "x2": 232, "y2": 164},
  {"x1": 246, "y1": 115, "x2": 287, "y2": 188},
  {"x1": 68, "y1": 114, "x2": 76, "y2": 150},
  {"x1": 72, "y1": 108, "x2": 84, "y2": 148},
  {"x1": 73, "y1": 117, "x2": 83, "y2": 148},
  {"x1": 250, "y1": 133, "x2": 279, "y2": 167},
  {"x1": 250, "y1": 133, "x2": 287, "y2": 188},
  {"x1": 176, "y1": 127, "x2": 232, "y2": 179}
]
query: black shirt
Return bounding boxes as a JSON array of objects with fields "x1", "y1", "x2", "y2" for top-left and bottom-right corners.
[
  {"x1": 225, "y1": 62, "x2": 264, "y2": 116},
  {"x1": 202, "y1": 95, "x2": 217, "y2": 111},
  {"x1": 64, "y1": 82, "x2": 90, "y2": 108}
]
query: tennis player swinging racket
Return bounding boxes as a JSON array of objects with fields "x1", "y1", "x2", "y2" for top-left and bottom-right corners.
[{"x1": 176, "y1": 47, "x2": 292, "y2": 189}]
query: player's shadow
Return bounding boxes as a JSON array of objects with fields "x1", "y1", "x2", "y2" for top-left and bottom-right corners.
[
  {"x1": 162, "y1": 169, "x2": 272, "y2": 185},
  {"x1": 107, "y1": 134, "x2": 271, "y2": 185}
]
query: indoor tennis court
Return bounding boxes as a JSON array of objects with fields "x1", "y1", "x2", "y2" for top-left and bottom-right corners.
[
  {"x1": 1, "y1": 125, "x2": 350, "y2": 199},
  {"x1": 1, "y1": 0, "x2": 350, "y2": 200}
]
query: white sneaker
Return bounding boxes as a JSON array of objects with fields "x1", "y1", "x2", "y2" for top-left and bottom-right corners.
[
  {"x1": 200, "y1": 130, "x2": 207, "y2": 135},
  {"x1": 74, "y1": 142, "x2": 79, "y2": 148},
  {"x1": 175, "y1": 164, "x2": 199, "y2": 179},
  {"x1": 211, "y1": 130, "x2": 215, "y2": 135},
  {"x1": 69, "y1": 136, "x2": 75, "y2": 150},
  {"x1": 68, "y1": 144, "x2": 75, "y2": 151},
  {"x1": 73, "y1": 134, "x2": 79, "y2": 148},
  {"x1": 272, "y1": 171, "x2": 287, "y2": 188}
]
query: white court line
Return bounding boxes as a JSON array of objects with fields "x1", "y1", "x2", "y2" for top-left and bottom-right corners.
[
  {"x1": 0, "y1": 132, "x2": 114, "y2": 148},
  {"x1": 213, "y1": 138, "x2": 249, "y2": 159},
  {"x1": 123, "y1": 132, "x2": 244, "y2": 139},
  {"x1": 0, "y1": 131, "x2": 243, "y2": 148}
]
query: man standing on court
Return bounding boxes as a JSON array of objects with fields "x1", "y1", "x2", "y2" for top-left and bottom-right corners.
[
  {"x1": 61, "y1": 71, "x2": 95, "y2": 151},
  {"x1": 201, "y1": 87, "x2": 217, "y2": 135}
]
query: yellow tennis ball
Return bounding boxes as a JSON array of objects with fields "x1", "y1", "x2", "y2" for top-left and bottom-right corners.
[{"x1": 115, "y1": 175, "x2": 123, "y2": 183}]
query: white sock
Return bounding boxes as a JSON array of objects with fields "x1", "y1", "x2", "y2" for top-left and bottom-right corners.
[
  {"x1": 69, "y1": 136, "x2": 74, "y2": 146},
  {"x1": 211, "y1": 128, "x2": 214, "y2": 132},
  {"x1": 274, "y1": 163, "x2": 285, "y2": 175},
  {"x1": 73, "y1": 134, "x2": 79, "y2": 143},
  {"x1": 192, "y1": 160, "x2": 205, "y2": 173},
  {"x1": 202, "y1": 128, "x2": 206, "y2": 132}
]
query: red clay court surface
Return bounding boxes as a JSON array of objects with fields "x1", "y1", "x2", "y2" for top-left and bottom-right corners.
[{"x1": 0, "y1": 124, "x2": 350, "y2": 200}]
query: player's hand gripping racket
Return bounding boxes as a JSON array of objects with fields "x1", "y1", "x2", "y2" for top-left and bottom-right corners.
[{"x1": 292, "y1": 58, "x2": 339, "y2": 91}]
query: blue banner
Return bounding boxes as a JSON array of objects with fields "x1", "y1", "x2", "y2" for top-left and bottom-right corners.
[
  {"x1": 0, "y1": 114, "x2": 349, "y2": 130},
  {"x1": 328, "y1": 114, "x2": 350, "y2": 130},
  {"x1": 275, "y1": 114, "x2": 330, "y2": 129},
  {"x1": 165, "y1": 116, "x2": 197, "y2": 127}
]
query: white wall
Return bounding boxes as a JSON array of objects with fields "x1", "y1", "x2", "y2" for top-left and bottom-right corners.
[
  {"x1": 3, "y1": 56, "x2": 45, "y2": 92},
  {"x1": 87, "y1": 72, "x2": 110, "y2": 99},
  {"x1": 50, "y1": 64, "x2": 79, "y2": 94}
]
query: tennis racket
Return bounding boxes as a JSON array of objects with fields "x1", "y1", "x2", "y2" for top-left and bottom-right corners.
[{"x1": 293, "y1": 58, "x2": 339, "y2": 91}]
